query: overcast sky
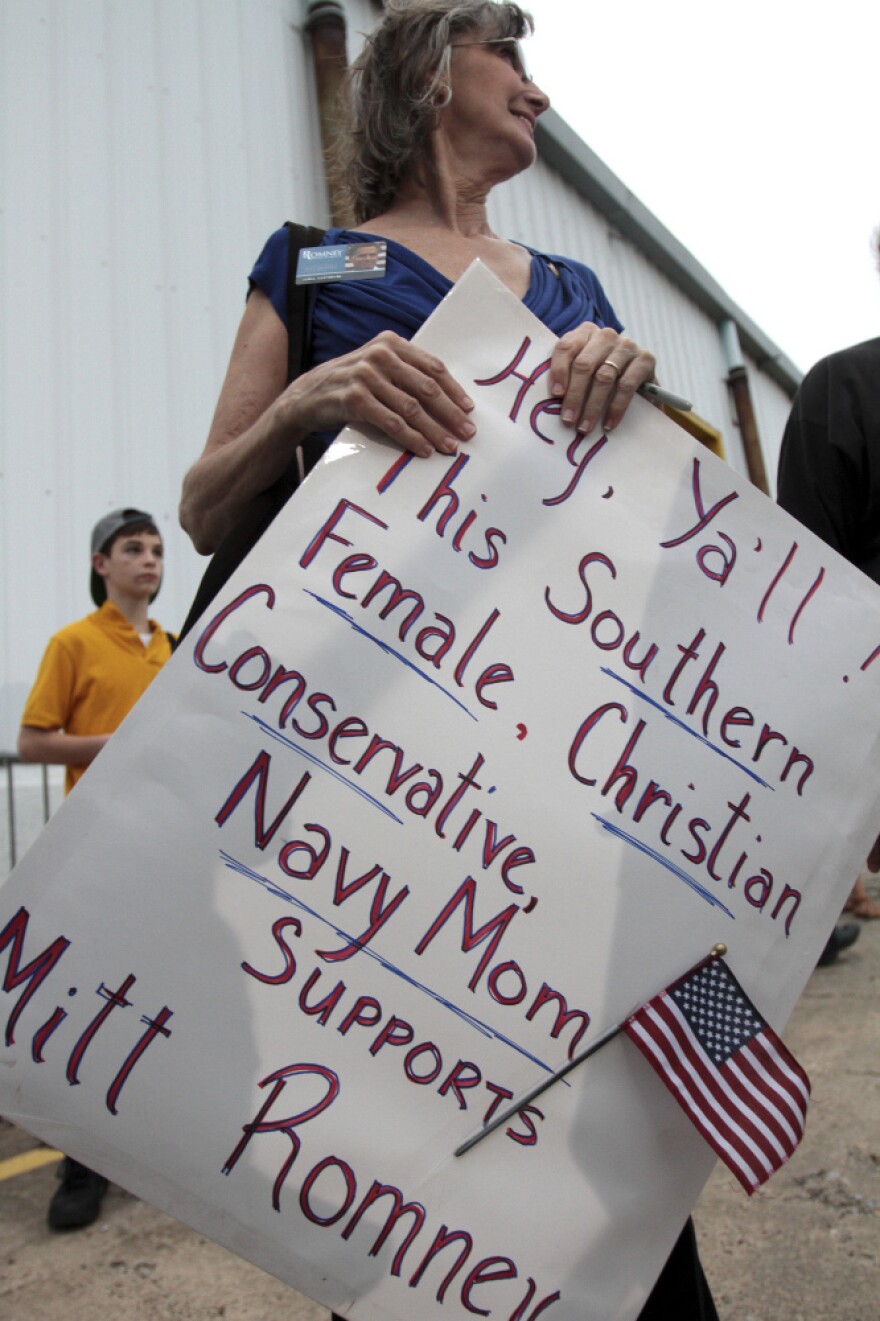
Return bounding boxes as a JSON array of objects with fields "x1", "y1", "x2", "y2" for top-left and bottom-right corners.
[{"x1": 525, "y1": 0, "x2": 879, "y2": 375}]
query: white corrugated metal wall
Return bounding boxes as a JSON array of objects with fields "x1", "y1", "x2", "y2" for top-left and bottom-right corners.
[
  {"x1": 0, "y1": 0, "x2": 795, "y2": 752},
  {"x1": 1, "y1": 0, "x2": 329, "y2": 746}
]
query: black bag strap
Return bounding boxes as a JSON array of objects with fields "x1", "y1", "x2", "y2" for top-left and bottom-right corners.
[
  {"x1": 177, "y1": 222, "x2": 327, "y2": 642},
  {"x1": 284, "y1": 221, "x2": 325, "y2": 384}
]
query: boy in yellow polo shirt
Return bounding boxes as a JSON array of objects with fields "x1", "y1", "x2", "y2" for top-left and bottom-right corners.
[{"x1": 17, "y1": 507, "x2": 173, "y2": 1227}]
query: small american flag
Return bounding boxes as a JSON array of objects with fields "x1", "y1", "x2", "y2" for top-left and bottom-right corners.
[{"x1": 622, "y1": 955, "x2": 810, "y2": 1193}]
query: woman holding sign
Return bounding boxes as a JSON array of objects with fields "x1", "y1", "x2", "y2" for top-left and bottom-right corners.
[{"x1": 178, "y1": 2, "x2": 716, "y2": 1317}]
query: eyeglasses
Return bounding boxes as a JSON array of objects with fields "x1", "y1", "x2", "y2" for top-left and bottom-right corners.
[{"x1": 449, "y1": 37, "x2": 533, "y2": 83}]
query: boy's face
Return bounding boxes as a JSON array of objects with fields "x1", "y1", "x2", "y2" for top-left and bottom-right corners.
[{"x1": 93, "y1": 531, "x2": 164, "y2": 602}]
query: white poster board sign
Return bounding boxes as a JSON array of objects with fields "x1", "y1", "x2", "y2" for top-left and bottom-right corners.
[{"x1": 3, "y1": 263, "x2": 880, "y2": 1320}]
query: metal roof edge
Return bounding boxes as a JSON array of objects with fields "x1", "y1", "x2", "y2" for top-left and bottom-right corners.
[{"x1": 535, "y1": 110, "x2": 802, "y2": 395}]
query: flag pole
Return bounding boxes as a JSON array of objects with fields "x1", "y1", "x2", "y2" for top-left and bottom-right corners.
[
  {"x1": 454, "y1": 942, "x2": 727, "y2": 1158},
  {"x1": 455, "y1": 1019, "x2": 622, "y2": 1157}
]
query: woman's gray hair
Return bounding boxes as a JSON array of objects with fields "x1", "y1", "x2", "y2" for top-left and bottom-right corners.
[{"x1": 333, "y1": 0, "x2": 534, "y2": 224}]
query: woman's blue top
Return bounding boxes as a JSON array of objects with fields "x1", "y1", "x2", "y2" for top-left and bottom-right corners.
[{"x1": 249, "y1": 226, "x2": 623, "y2": 367}]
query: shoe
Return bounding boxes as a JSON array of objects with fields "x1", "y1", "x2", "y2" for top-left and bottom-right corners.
[
  {"x1": 47, "y1": 1157, "x2": 108, "y2": 1230},
  {"x1": 817, "y1": 922, "x2": 860, "y2": 967}
]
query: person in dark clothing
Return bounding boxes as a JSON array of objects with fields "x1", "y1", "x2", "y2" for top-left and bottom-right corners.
[
  {"x1": 777, "y1": 267, "x2": 880, "y2": 960},
  {"x1": 778, "y1": 335, "x2": 880, "y2": 578}
]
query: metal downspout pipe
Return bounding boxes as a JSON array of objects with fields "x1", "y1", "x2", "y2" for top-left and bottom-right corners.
[
  {"x1": 305, "y1": 1, "x2": 349, "y2": 226},
  {"x1": 720, "y1": 318, "x2": 769, "y2": 495}
]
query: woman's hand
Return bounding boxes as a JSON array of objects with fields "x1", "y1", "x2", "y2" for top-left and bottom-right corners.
[
  {"x1": 280, "y1": 330, "x2": 476, "y2": 459},
  {"x1": 180, "y1": 292, "x2": 476, "y2": 555},
  {"x1": 548, "y1": 323, "x2": 656, "y2": 435}
]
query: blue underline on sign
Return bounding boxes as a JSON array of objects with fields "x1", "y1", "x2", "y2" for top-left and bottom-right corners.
[
  {"x1": 220, "y1": 849, "x2": 564, "y2": 1080},
  {"x1": 304, "y1": 590, "x2": 478, "y2": 721},
  {"x1": 242, "y1": 712, "x2": 404, "y2": 823},
  {"x1": 600, "y1": 667, "x2": 773, "y2": 789},
  {"x1": 591, "y1": 815, "x2": 737, "y2": 919}
]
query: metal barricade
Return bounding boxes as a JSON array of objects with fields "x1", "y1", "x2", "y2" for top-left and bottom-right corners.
[{"x1": 1, "y1": 754, "x2": 55, "y2": 872}]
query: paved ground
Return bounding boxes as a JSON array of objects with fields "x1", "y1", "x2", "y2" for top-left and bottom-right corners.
[{"x1": 1, "y1": 882, "x2": 877, "y2": 1320}]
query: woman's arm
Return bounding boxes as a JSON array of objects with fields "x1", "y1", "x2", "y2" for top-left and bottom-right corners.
[{"x1": 179, "y1": 290, "x2": 476, "y2": 555}]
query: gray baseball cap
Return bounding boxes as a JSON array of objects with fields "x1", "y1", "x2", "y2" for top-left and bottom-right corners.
[{"x1": 90, "y1": 507, "x2": 159, "y2": 606}]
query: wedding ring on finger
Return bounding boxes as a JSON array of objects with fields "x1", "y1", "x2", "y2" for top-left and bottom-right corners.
[{"x1": 601, "y1": 359, "x2": 621, "y2": 376}]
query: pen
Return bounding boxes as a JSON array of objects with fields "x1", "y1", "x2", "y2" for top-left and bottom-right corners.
[{"x1": 638, "y1": 382, "x2": 692, "y2": 412}]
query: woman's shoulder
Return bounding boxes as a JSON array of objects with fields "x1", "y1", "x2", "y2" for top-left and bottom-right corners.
[
  {"x1": 247, "y1": 225, "x2": 372, "y2": 325},
  {"x1": 527, "y1": 244, "x2": 604, "y2": 289},
  {"x1": 248, "y1": 227, "x2": 292, "y2": 325},
  {"x1": 251, "y1": 224, "x2": 360, "y2": 270},
  {"x1": 520, "y1": 243, "x2": 623, "y2": 333}
]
